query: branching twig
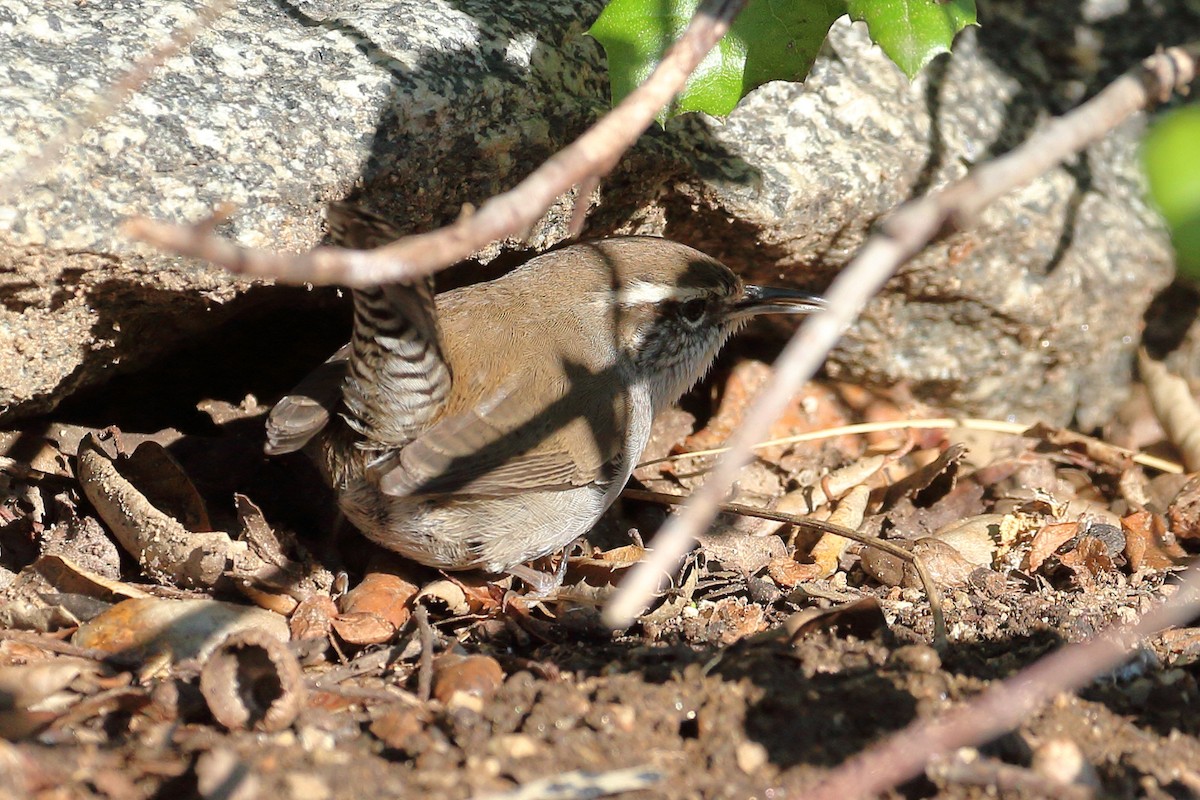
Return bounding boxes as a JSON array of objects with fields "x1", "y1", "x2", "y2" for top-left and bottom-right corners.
[
  {"x1": 621, "y1": 488, "x2": 947, "y2": 646},
  {"x1": 802, "y1": 562, "x2": 1200, "y2": 800},
  {"x1": 602, "y1": 43, "x2": 1200, "y2": 628},
  {"x1": 124, "y1": 0, "x2": 748, "y2": 287}
]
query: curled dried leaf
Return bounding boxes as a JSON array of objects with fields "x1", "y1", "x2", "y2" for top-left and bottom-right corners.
[
  {"x1": 1122, "y1": 510, "x2": 1186, "y2": 570},
  {"x1": 1054, "y1": 536, "x2": 1116, "y2": 588},
  {"x1": 932, "y1": 515, "x2": 1002, "y2": 567},
  {"x1": 1139, "y1": 349, "x2": 1200, "y2": 471},
  {"x1": 785, "y1": 597, "x2": 888, "y2": 642},
  {"x1": 882, "y1": 443, "x2": 968, "y2": 509},
  {"x1": 803, "y1": 483, "x2": 870, "y2": 580},
  {"x1": 330, "y1": 612, "x2": 397, "y2": 646},
  {"x1": 861, "y1": 538, "x2": 974, "y2": 589},
  {"x1": 289, "y1": 595, "x2": 337, "y2": 641},
  {"x1": 1027, "y1": 522, "x2": 1082, "y2": 572},
  {"x1": 339, "y1": 572, "x2": 418, "y2": 630},
  {"x1": 909, "y1": 538, "x2": 976, "y2": 588},
  {"x1": 1168, "y1": 475, "x2": 1200, "y2": 540},
  {"x1": 762, "y1": 455, "x2": 887, "y2": 538},
  {"x1": 415, "y1": 580, "x2": 470, "y2": 616},
  {"x1": 766, "y1": 556, "x2": 822, "y2": 589}
]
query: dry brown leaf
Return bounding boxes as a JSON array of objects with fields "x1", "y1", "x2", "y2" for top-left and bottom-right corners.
[
  {"x1": 1027, "y1": 522, "x2": 1082, "y2": 572},
  {"x1": 784, "y1": 597, "x2": 888, "y2": 642},
  {"x1": 760, "y1": 455, "x2": 887, "y2": 544},
  {"x1": 339, "y1": 572, "x2": 418, "y2": 630},
  {"x1": 931, "y1": 515, "x2": 1001, "y2": 567},
  {"x1": 1024, "y1": 422, "x2": 1136, "y2": 474},
  {"x1": 415, "y1": 580, "x2": 471, "y2": 616},
  {"x1": 1121, "y1": 510, "x2": 1186, "y2": 570},
  {"x1": 881, "y1": 443, "x2": 968, "y2": 510},
  {"x1": 565, "y1": 543, "x2": 647, "y2": 587},
  {"x1": 803, "y1": 483, "x2": 869, "y2": 580},
  {"x1": 682, "y1": 597, "x2": 767, "y2": 646},
  {"x1": 1055, "y1": 536, "x2": 1115, "y2": 587},
  {"x1": 116, "y1": 440, "x2": 212, "y2": 532},
  {"x1": 1139, "y1": 348, "x2": 1200, "y2": 471},
  {"x1": 0, "y1": 431, "x2": 72, "y2": 478},
  {"x1": 859, "y1": 537, "x2": 974, "y2": 589},
  {"x1": 289, "y1": 595, "x2": 337, "y2": 641},
  {"x1": 766, "y1": 556, "x2": 821, "y2": 589},
  {"x1": 29, "y1": 554, "x2": 149, "y2": 602},
  {"x1": 1167, "y1": 475, "x2": 1200, "y2": 540},
  {"x1": 639, "y1": 554, "x2": 700, "y2": 627},
  {"x1": 330, "y1": 612, "x2": 397, "y2": 646},
  {"x1": 909, "y1": 538, "x2": 976, "y2": 588}
]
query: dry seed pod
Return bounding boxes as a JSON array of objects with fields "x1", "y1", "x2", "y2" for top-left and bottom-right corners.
[{"x1": 199, "y1": 628, "x2": 305, "y2": 732}]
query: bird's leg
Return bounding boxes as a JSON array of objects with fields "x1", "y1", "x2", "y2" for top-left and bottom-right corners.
[
  {"x1": 506, "y1": 556, "x2": 570, "y2": 601},
  {"x1": 505, "y1": 538, "x2": 588, "y2": 600}
]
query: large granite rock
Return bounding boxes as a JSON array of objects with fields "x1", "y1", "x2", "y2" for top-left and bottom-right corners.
[{"x1": 1, "y1": 0, "x2": 1194, "y2": 426}]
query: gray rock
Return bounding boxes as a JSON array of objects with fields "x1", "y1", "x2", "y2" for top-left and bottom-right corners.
[
  {"x1": 0, "y1": 0, "x2": 1193, "y2": 426},
  {"x1": 652, "y1": 17, "x2": 1184, "y2": 428}
]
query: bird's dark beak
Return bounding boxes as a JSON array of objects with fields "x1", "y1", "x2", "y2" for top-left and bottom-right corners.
[{"x1": 731, "y1": 284, "x2": 827, "y2": 319}]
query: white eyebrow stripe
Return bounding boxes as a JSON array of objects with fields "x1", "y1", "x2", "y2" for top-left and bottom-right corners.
[{"x1": 612, "y1": 280, "x2": 705, "y2": 305}]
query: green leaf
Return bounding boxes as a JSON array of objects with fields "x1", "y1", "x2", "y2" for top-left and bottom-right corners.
[
  {"x1": 588, "y1": 0, "x2": 845, "y2": 121},
  {"x1": 846, "y1": 0, "x2": 977, "y2": 78},
  {"x1": 1143, "y1": 105, "x2": 1200, "y2": 279}
]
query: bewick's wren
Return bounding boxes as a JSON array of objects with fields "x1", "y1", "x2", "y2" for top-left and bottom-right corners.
[{"x1": 267, "y1": 205, "x2": 825, "y2": 592}]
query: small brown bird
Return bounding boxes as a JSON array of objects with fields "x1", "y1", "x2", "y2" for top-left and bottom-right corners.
[{"x1": 266, "y1": 205, "x2": 825, "y2": 593}]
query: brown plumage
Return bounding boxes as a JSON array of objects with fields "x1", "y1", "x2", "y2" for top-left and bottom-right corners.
[{"x1": 267, "y1": 205, "x2": 824, "y2": 590}]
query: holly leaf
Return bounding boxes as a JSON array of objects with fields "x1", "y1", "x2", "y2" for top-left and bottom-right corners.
[
  {"x1": 589, "y1": 0, "x2": 845, "y2": 121},
  {"x1": 1143, "y1": 105, "x2": 1200, "y2": 279},
  {"x1": 846, "y1": 0, "x2": 977, "y2": 79}
]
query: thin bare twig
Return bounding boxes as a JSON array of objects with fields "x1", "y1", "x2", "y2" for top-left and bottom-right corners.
[
  {"x1": 602, "y1": 43, "x2": 1200, "y2": 628},
  {"x1": 124, "y1": 0, "x2": 748, "y2": 287},
  {"x1": 414, "y1": 602, "x2": 434, "y2": 703},
  {"x1": 621, "y1": 488, "x2": 947, "y2": 646},
  {"x1": 635, "y1": 416, "x2": 1184, "y2": 473},
  {"x1": 802, "y1": 562, "x2": 1200, "y2": 800},
  {"x1": 0, "y1": 0, "x2": 234, "y2": 205}
]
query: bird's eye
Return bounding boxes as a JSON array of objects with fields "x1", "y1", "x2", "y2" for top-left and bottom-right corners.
[{"x1": 680, "y1": 298, "x2": 706, "y2": 324}]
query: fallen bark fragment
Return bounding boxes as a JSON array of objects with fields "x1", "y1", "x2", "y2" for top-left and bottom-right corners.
[
  {"x1": 76, "y1": 434, "x2": 333, "y2": 605},
  {"x1": 76, "y1": 435, "x2": 236, "y2": 589},
  {"x1": 72, "y1": 597, "x2": 289, "y2": 664}
]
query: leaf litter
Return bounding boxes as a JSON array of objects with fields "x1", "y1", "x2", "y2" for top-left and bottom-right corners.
[{"x1": 1, "y1": 352, "x2": 1199, "y2": 799}]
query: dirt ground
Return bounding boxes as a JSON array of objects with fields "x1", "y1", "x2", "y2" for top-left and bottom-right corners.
[{"x1": 3, "y1": 302, "x2": 1200, "y2": 800}]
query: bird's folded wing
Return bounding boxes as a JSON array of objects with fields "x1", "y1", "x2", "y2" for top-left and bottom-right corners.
[
  {"x1": 378, "y1": 374, "x2": 618, "y2": 497},
  {"x1": 264, "y1": 344, "x2": 351, "y2": 455}
]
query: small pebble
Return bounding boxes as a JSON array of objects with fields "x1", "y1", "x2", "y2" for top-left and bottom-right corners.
[
  {"x1": 1031, "y1": 738, "x2": 1099, "y2": 788},
  {"x1": 736, "y1": 741, "x2": 769, "y2": 773},
  {"x1": 888, "y1": 644, "x2": 942, "y2": 673}
]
